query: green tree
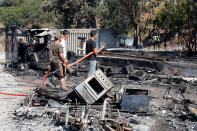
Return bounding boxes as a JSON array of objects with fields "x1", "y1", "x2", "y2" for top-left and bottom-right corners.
[
  {"x1": 96, "y1": 0, "x2": 162, "y2": 35},
  {"x1": 0, "y1": 0, "x2": 55, "y2": 28},
  {"x1": 154, "y1": 0, "x2": 197, "y2": 51},
  {"x1": 44, "y1": 0, "x2": 99, "y2": 28},
  {"x1": 154, "y1": 0, "x2": 195, "y2": 31},
  {"x1": 22, "y1": 0, "x2": 55, "y2": 28},
  {"x1": 190, "y1": 0, "x2": 197, "y2": 28},
  {"x1": 4, "y1": 0, "x2": 25, "y2": 6},
  {"x1": 97, "y1": 0, "x2": 138, "y2": 35},
  {"x1": 0, "y1": 1, "x2": 4, "y2": 6},
  {"x1": 0, "y1": 6, "x2": 30, "y2": 27}
]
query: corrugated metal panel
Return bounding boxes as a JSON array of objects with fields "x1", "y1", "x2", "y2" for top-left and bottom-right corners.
[{"x1": 64, "y1": 29, "x2": 92, "y2": 55}]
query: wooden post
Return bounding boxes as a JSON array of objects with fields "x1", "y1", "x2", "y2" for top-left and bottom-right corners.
[
  {"x1": 101, "y1": 98, "x2": 108, "y2": 121},
  {"x1": 65, "y1": 107, "x2": 69, "y2": 126},
  {"x1": 105, "y1": 124, "x2": 116, "y2": 131}
]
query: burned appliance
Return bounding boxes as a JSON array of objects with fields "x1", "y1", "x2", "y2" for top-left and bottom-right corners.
[
  {"x1": 120, "y1": 89, "x2": 150, "y2": 112},
  {"x1": 74, "y1": 69, "x2": 113, "y2": 104}
]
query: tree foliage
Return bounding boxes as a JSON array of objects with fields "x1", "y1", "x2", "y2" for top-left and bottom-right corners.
[
  {"x1": 97, "y1": 0, "x2": 162, "y2": 35},
  {"x1": 0, "y1": 0, "x2": 54, "y2": 28},
  {"x1": 190, "y1": 0, "x2": 197, "y2": 28},
  {"x1": 0, "y1": 0, "x2": 196, "y2": 37},
  {"x1": 3, "y1": 0, "x2": 25, "y2": 6},
  {"x1": 153, "y1": 0, "x2": 197, "y2": 51},
  {"x1": 97, "y1": 0, "x2": 139, "y2": 35},
  {"x1": 44, "y1": 0, "x2": 99, "y2": 28},
  {"x1": 154, "y1": 0, "x2": 197, "y2": 30},
  {"x1": 0, "y1": 6, "x2": 30, "y2": 27}
]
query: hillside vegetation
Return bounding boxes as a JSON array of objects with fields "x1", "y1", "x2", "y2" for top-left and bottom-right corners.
[{"x1": 0, "y1": 0, "x2": 196, "y2": 51}]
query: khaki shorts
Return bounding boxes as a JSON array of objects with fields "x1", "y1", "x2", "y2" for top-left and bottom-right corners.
[{"x1": 50, "y1": 62, "x2": 66, "y2": 79}]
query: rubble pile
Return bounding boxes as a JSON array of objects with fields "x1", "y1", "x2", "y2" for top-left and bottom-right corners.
[
  {"x1": 4, "y1": 63, "x2": 45, "y2": 79},
  {"x1": 5, "y1": 60, "x2": 197, "y2": 130}
]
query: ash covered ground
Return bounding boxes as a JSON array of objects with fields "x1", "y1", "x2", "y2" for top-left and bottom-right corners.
[{"x1": 0, "y1": 57, "x2": 197, "y2": 131}]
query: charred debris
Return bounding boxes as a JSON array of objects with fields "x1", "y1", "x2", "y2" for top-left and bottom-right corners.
[
  {"x1": 11, "y1": 61, "x2": 197, "y2": 131},
  {"x1": 13, "y1": 63, "x2": 197, "y2": 131},
  {"x1": 4, "y1": 27, "x2": 197, "y2": 131}
]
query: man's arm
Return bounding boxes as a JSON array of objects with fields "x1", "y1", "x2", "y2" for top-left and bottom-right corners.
[
  {"x1": 58, "y1": 44, "x2": 67, "y2": 64},
  {"x1": 93, "y1": 45, "x2": 104, "y2": 55},
  {"x1": 60, "y1": 53, "x2": 68, "y2": 64}
]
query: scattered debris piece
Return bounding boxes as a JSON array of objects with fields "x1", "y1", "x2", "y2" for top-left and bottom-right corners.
[
  {"x1": 74, "y1": 69, "x2": 113, "y2": 104},
  {"x1": 106, "y1": 67, "x2": 122, "y2": 76},
  {"x1": 128, "y1": 70, "x2": 148, "y2": 81},
  {"x1": 121, "y1": 89, "x2": 150, "y2": 112},
  {"x1": 122, "y1": 65, "x2": 134, "y2": 74},
  {"x1": 132, "y1": 125, "x2": 150, "y2": 131},
  {"x1": 187, "y1": 104, "x2": 197, "y2": 117},
  {"x1": 48, "y1": 99, "x2": 61, "y2": 107},
  {"x1": 33, "y1": 87, "x2": 73, "y2": 105}
]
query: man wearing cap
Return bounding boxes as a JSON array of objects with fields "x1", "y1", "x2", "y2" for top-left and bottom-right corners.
[{"x1": 49, "y1": 34, "x2": 68, "y2": 88}]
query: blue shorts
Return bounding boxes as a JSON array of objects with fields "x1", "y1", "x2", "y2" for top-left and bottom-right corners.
[{"x1": 88, "y1": 60, "x2": 96, "y2": 75}]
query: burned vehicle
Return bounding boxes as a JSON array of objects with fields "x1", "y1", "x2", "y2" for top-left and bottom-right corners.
[
  {"x1": 5, "y1": 26, "x2": 51, "y2": 65},
  {"x1": 6, "y1": 27, "x2": 76, "y2": 70},
  {"x1": 5, "y1": 26, "x2": 70, "y2": 70},
  {"x1": 20, "y1": 29, "x2": 54, "y2": 70}
]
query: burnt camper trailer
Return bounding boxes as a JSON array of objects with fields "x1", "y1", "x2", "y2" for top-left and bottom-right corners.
[{"x1": 5, "y1": 26, "x2": 54, "y2": 69}]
